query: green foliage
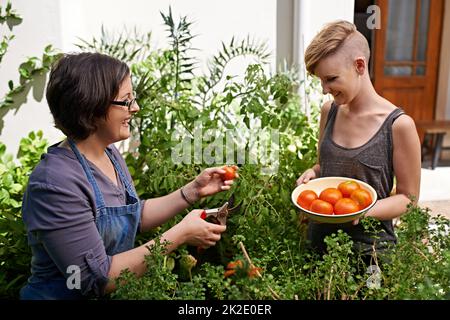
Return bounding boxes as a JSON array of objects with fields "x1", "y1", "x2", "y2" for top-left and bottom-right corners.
[
  {"x1": 0, "y1": 131, "x2": 48, "y2": 298},
  {"x1": 0, "y1": 45, "x2": 61, "y2": 110},
  {"x1": 0, "y1": 34, "x2": 14, "y2": 64},
  {"x1": 0, "y1": 3, "x2": 53, "y2": 298},
  {"x1": 107, "y1": 203, "x2": 450, "y2": 300},
  {"x1": 0, "y1": 1, "x2": 61, "y2": 111},
  {"x1": 0, "y1": 1, "x2": 61, "y2": 112},
  {"x1": 160, "y1": 6, "x2": 197, "y2": 98},
  {"x1": 75, "y1": 25, "x2": 153, "y2": 64},
  {"x1": 197, "y1": 35, "x2": 270, "y2": 107},
  {"x1": 0, "y1": 1, "x2": 22, "y2": 26},
  {"x1": 110, "y1": 238, "x2": 180, "y2": 300},
  {"x1": 364, "y1": 205, "x2": 450, "y2": 300},
  {"x1": 0, "y1": 1, "x2": 22, "y2": 64}
]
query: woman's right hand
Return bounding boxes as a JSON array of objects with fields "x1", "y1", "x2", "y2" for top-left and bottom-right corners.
[
  {"x1": 178, "y1": 209, "x2": 226, "y2": 248},
  {"x1": 296, "y1": 168, "x2": 317, "y2": 186}
]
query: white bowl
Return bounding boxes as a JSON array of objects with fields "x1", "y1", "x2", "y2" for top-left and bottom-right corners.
[{"x1": 291, "y1": 177, "x2": 377, "y2": 224}]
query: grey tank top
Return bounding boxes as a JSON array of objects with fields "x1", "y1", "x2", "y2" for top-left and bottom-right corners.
[{"x1": 307, "y1": 103, "x2": 405, "y2": 255}]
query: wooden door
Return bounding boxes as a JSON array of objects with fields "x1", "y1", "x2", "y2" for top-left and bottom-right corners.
[{"x1": 373, "y1": 0, "x2": 444, "y2": 122}]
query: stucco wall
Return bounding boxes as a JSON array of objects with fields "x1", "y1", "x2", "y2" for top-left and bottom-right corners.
[{"x1": 0, "y1": 0, "x2": 277, "y2": 155}]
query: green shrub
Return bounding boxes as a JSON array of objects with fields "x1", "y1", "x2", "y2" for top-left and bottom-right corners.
[
  {"x1": 0, "y1": 131, "x2": 48, "y2": 298},
  {"x1": 106, "y1": 202, "x2": 449, "y2": 300}
]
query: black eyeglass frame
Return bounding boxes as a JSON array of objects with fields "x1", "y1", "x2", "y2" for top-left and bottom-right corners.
[{"x1": 110, "y1": 91, "x2": 137, "y2": 111}]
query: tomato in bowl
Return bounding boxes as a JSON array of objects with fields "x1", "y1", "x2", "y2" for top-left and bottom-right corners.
[{"x1": 291, "y1": 177, "x2": 377, "y2": 224}]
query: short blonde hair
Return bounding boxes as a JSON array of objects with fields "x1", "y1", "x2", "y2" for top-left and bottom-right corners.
[{"x1": 305, "y1": 20, "x2": 370, "y2": 75}]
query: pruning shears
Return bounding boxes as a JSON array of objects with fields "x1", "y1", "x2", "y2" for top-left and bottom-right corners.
[
  {"x1": 196, "y1": 195, "x2": 241, "y2": 253},
  {"x1": 200, "y1": 195, "x2": 242, "y2": 226}
]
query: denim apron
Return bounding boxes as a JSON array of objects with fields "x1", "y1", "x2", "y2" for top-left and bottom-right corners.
[{"x1": 20, "y1": 140, "x2": 141, "y2": 299}]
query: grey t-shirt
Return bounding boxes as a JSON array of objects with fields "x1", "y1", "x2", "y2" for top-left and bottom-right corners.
[{"x1": 22, "y1": 142, "x2": 144, "y2": 297}]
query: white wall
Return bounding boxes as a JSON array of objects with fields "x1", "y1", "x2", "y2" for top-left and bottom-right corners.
[
  {"x1": 0, "y1": 0, "x2": 64, "y2": 155},
  {"x1": 58, "y1": 0, "x2": 277, "y2": 74},
  {"x1": 0, "y1": 0, "x2": 277, "y2": 156}
]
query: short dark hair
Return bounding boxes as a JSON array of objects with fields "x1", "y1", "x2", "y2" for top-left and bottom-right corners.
[{"x1": 46, "y1": 52, "x2": 130, "y2": 140}]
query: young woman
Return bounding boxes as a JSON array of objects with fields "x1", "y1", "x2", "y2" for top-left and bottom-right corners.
[{"x1": 297, "y1": 21, "x2": 421, "y2": 259}]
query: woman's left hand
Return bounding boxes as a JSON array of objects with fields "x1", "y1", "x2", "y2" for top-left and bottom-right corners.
[
  {"x1": 195, "y1": 166, "x2": 238, "y2": 197},
  {"x1": 185, "y1": 166, "x2": 239, "y2": 202}
]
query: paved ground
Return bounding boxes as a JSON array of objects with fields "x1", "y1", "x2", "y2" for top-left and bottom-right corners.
[
  {"x1": 417, "y1": 166, "x2": 450, "y2": 219},
  {"x1": 418, "y1": 200, "x2": 450, "y2": 219}
]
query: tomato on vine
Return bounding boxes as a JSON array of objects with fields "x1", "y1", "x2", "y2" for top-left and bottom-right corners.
[{"x1": 222, "y1": 165, "x2": 237, "y2": 180}]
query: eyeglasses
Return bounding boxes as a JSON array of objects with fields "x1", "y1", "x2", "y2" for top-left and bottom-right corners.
[{"x1": 110, "y1": 91, "x2": 137, "y2": 112}]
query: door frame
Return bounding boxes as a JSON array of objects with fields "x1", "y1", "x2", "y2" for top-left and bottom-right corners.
[{"x1": 373, "y1": 0, "x2": 445, "y2": 121}]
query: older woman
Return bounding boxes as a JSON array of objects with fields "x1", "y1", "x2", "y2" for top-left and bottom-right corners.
[{"x1": 20, "y1": 52, "x2": 233, "y2": 299}]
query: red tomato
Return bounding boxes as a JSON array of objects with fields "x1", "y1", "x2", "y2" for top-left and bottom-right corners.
[
  {"x1": 297, "y1": 190, "x2": 318, "y2": 210},
  {"x1": 334, "y1": 198, "x2": 360, "y2": 215},
  {"x1": 350, "y1": 189, "x2": 373, "y2": 210},
  {"x1": 309, "y1": 199, "x2": 334, "y2": 215},
  {"x1": 226, "y1": 260, "x2": 243, "y2": 270},
  {"x1": 224, "y1": 259, "x2": 262, "y2": 279},
  {"x1": 319, "y1": 188, "x2": 343, "y2": 206},
  {"x1": 338, "y1": 180, "x2": 361, "y2": 198},
  {"x1": 224, "y1": 269, "x2": 236, "y2": 278},
  {"x1": 248, "y1": 266, "x2": 262, "y2": 278},
  {"x1": 222, "y1": 166, "x2": 237, "y2": 180}
]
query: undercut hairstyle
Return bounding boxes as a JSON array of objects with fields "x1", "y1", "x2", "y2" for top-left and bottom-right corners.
[
  {"x1": 305, "y1": 20, "x2": 370, "y2": 75},
  {"x1": 46, "y1": 52, "x2": 130, "y2": 140}
]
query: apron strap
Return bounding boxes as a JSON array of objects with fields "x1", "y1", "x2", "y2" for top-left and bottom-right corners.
[
  {"x1": 68, "y1": 139, "x2": 106, "y2": 210},
  {"x1": 105, "y1": 148, "x2": 137, "y2": 199}
]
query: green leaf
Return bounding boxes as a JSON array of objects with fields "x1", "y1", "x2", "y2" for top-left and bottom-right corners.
[
  {"x1": 270, "y1": 117, "x2": 280, "y2": 129},
  {"x1": 280, "y1": 95, "x2": 288, "y2": 104},
  {"x1": 10, "y1": 183, "x2": 23, "y2": 194},
  {"x1": 225, "y1": 92, "x2": 233, "y2": 104},
  {"x1": 9, "y1": 198, "x2": 21, "y2": 208},
  {"x1": 2, "y1": 173, "x2": 13, "y2": 187},
  {"x1": 0, "y1": 164, "x2": 6, "y2": 176},
  {"x1": 0, "y1": 189, "x2": 9, "y2": 202},
  {"x1": 244, "y1": 116, "x2": 250, "y2": 129}
]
